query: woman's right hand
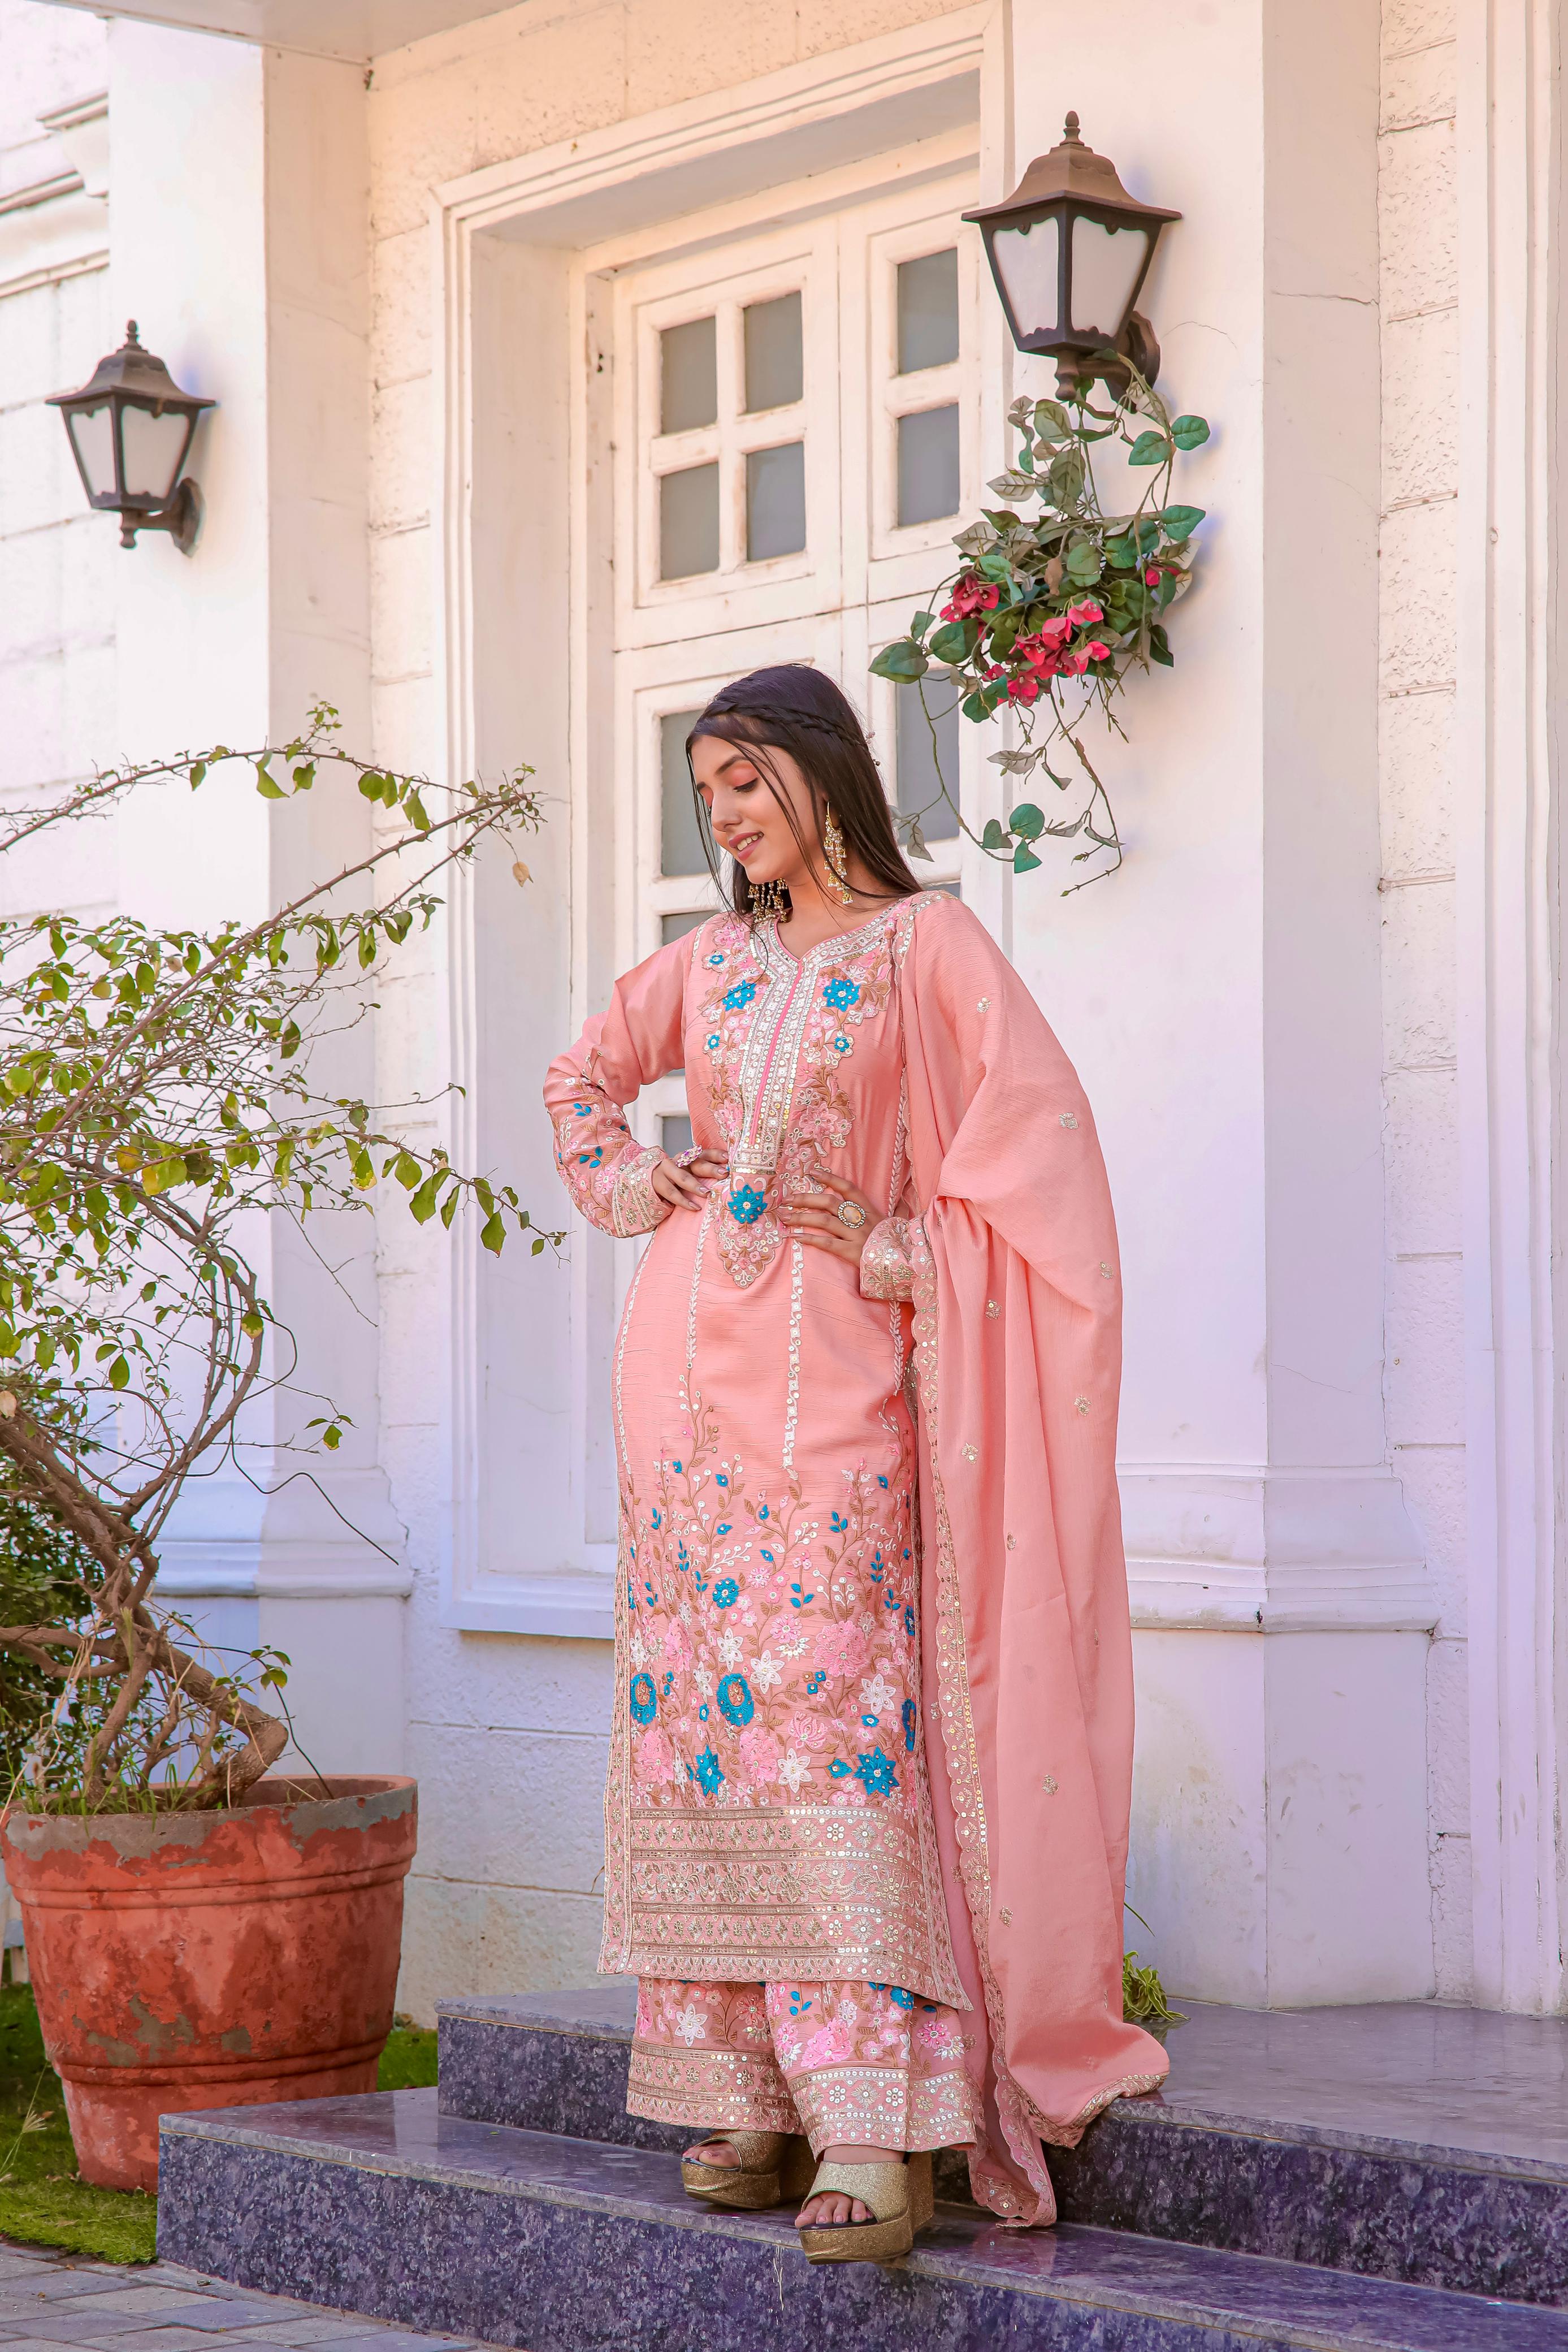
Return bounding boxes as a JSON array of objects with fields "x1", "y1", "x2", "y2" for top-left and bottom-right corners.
[{"x1": 650, "y1": 1148, "x2": 729, "y2": 1212}]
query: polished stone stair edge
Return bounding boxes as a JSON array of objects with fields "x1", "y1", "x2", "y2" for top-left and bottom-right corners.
[
  {"x1": 435, "y1": 1999, "x2": 1568, "y2": 2308},
  {"x1": 155, "y1": 2090, "x2": 1568, "y2": 2352}
]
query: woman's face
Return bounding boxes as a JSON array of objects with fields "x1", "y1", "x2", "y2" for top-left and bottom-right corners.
[{"x1": 690, "y1": 733, "x2": 817, "y2": 890}]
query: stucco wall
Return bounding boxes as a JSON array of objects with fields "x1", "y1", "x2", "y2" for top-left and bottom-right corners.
[
  {"x1": 1378, "y1": 0, "x2": 1467, "y2": 1999},
  {"x1": 0, "y1": 2, "x2": 114, "y2": 927}
]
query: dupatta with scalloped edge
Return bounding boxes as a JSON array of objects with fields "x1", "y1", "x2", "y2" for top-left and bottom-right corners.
[{"x1": 894, "y1": 896, "x2": 1168, "y2": 2225}]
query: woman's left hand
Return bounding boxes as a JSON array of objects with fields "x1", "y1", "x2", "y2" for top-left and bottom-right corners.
[{"x1": 777, "y1": 1167, "x2": 879, "y2": 1266}]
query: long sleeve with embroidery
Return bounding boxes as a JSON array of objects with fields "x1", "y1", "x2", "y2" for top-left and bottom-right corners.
[{"x1": 543, "y1": 936, "x2": 689, "y2": 1238}]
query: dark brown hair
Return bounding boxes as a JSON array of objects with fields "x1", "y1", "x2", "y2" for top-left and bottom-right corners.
[{"x1": 685, "y1": 666, "x2": 920, "y2": 919}]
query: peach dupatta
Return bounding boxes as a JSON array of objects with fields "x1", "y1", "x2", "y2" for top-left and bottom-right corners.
[{"x1": 895, "y1": 902, "x2": 1168, "y2": 2224}]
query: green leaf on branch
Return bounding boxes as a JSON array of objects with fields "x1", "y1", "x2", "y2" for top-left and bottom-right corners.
[
  {"x1": 927, "y1": 619, "x2": 978, "y2": 665},
  {"x1": 1033, "y1": 399, "x2": 1073, "y2": 442},
  {"x1": 409, "y1": 1175, "x2": 440, "y2": 1223},
  {"x1": 910, "y1": 612, "x2": 935, "y2": 643},
  {"x1": 1159, "y1": 505, "x2": 1206, "y2": 543},
  {"x1": 1169, "y1": 414, "x2": 1211, "y2": 449},
  {"x1": 255, "y1": 762, "x2": 285, "y2": 799},
  {"x1": 1127, "y1": 430, "x2": 1171, "y2": 467},
  {"x1": 870, "y1": 639, "x2": 929, "y2": 682},
  {"x1": 981, "y1": 819, "x2": 1012, "y2": 852},
  {"x1": 1013, "y1": 844, "x2": 1043, "y2": 874},
  {"x1": 107, "y1": 1355, "x2": 130, "y2": 1391},
  {"x1": 480, "y1": 1212, "x2": 506, "y2": 1255},
  {"x1": 1064, "y1": 541, "x2": 1103, "y2": 585},
  {"x1": 1009, "y1": 803, "x2": 1046, "y2": 842},
  {"x1": 1149, "y1": 624, "x2": 1175, "y2": 667}
]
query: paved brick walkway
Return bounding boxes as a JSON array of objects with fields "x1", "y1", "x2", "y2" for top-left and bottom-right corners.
[{"x1": 0, "y1": 2243, "x2": 491, "y2": 2352}]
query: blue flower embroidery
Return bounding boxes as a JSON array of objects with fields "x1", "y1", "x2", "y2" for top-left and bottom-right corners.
[
  {"x1": 716, "y1": 1473, "x2": 729, "y2": 1488},
  {"x1": 903, "y1": 1606, "x2": 916, "y2": 1640},
  {"x1": 854, "y1": 1747, "x2": 898, "y2": 1797},
  {"x1": 887, "y1": 1985, "x2": 916, "y2": 2011},
  {"x1": 716, "y1": 1523, "x2": 732, "y2": 1537},
  {"x1": 699, "y1": 1704, "x2": 709, "y2": 1720},
  {"x1": 629, "y1": 1674, "x2": 657, "y2": 1726},
  {"x1": 758, "y1": 1504, "x2": 770, "y2": 1520},
  {"x1": 861, "y1": 1713, "x2": 878, "y2": 1728},
  {"x1": 706, "y1": 952, "x2": 726, "y2": 967},
  {"x1": 831, "y1": 1034, "x2": 851, "y2": 1054},
  {"x1": 712, "y1": 1577, "x2": 739, "y2": 1608},
  {"x1": 723, "y1": 980, "x2": 757, "y2": 1011},
  {"x1": 822, "y1": 975, "x2": 860, "y2": 1011},
  {"x1": 829, "y1": 1758, "x2": 851, "y2": 1778},
  {"x1": 706, "y1": 1032, "x2": 721, "y2": 1050},
  {"x1": 716, "y1": 1674, "x2": 754, "y2": 1726},
  {"x1": 902, "y1": 1698, "x2": 917, "y2": 1753},
  {"x1": 729, "y1": 1184, "x2": 767, "y2": 1225},
  {"x1": 693, "y1": 1748, "x2": 725, "y2": 1794}
]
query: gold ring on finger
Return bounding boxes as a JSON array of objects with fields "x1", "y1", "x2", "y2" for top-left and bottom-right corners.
[{"x1": 835, "y1": 1200, "x2": 868, "y2": 1230}]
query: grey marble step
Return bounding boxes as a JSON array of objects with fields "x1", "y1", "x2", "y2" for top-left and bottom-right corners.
[
  {"x1": 436, "y1": 1986, "x2": 1568, "y2": 2307},
  {"x1": 156, "y1": 2089, "x2": 1568, "y2": 2352}
]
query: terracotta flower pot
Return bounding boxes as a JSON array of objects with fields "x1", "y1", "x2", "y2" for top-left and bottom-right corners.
[{"x1": 1, "y1": 1775, "x2": 417, "y2": 2193}]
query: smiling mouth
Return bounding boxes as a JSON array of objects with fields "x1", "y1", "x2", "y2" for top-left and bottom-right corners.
[{"x1": 730, "y1": 832, "x2": 765, "y2": 861}]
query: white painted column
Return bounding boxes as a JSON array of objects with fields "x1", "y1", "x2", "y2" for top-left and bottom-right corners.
[
  {"x1": 107, "y1": 22, "x2": 406, "y2": 1775},
  {"x1": 1008, "y1": 0, "x2": 1436, "y2": 2001},
  {"x1": 1455, "y1": 0, "x2": 1565, "y2": 2014}
]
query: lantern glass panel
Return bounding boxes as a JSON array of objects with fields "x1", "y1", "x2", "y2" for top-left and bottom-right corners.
[
  {"x1": 989, "y1": 213, "x2": 1060, "y2": 342},
  {"x1": 66, "y1": 401, "x2": 118, "y2": 501},
  {"x1": 120, "y1": 403, "x2": 189, "y2": 501},
  {"x1": 1067, "y1": 216, "x2": 1149, "y2": 340}
]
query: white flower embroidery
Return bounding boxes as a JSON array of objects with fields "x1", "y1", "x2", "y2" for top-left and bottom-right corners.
[
  {"x1": 629, "y1": 1630, "x2": 649, "y2": 1668},
  {"x1": 778, "y1": 1752, "x2": 811, "y2": 1792},
  {"x1": 777, "y1": 1636, "x2": 809, "y2": 1659},
  {"x1": 673, "y1": 2004, "x2": 706, "y2": 2047},
  {"x1": 860, "y1": 1672, "x2": 898, "y2": 1715},
  {"x1": 717, "y1": 1631, "x2": 744, "y2": 1668},
  {"x1": 753, "y1": 1651, "x2": 783, "y2": 1692}
]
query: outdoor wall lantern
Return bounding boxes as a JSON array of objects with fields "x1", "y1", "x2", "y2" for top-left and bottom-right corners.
[
  {"x1": 48, "y1": 321, "x2": 215, "y2": 554},
  {"x1": 963, "y1": 114, "x2": 1180, "y2": 400}
]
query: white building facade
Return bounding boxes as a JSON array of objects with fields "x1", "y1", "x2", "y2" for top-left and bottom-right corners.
[{"x1": 0, "y1": 0, "x2": 1559, "y2": 2023}]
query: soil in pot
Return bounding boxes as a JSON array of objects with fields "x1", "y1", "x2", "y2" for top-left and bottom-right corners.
[{"x1": 1, "y1": 1775, "x2": 417, "y2": 2194}]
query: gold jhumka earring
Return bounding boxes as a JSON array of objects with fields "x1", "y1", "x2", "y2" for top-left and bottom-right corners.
[
  {"x1": 748, "y1": 879, "x2": 786, "y2": 918},
  {"x1": 821, "y1": 803, "x2": 855, "y2": 906}
]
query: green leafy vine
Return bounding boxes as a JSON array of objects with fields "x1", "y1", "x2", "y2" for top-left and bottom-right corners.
[{"x1": 872, "y1": 369, "x2": 1210, "y2": 892}]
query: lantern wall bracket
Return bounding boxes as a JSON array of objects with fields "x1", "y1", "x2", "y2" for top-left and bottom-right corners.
[{"x1": 119, "y1": 477, "x2": 203, "y2": 555}]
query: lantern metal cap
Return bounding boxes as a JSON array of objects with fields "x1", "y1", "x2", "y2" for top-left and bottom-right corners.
[
  {"x1": 963, "y1": 113, "x2": 1183, "y2": 232},
  {"x1": 46, "y1": 321, "x2": 215, "y2": 417}
]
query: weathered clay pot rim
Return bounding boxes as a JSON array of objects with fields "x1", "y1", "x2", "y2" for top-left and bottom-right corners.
[{"x1": 2, "y1": 1773, "x2": 414, "y2": 1827}]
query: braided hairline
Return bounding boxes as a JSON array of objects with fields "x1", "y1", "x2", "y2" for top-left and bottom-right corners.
[{"x1": 690, "y1": 704, "x2": 866, "y2": 749}]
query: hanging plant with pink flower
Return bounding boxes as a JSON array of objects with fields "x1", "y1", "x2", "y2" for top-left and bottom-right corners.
[{"x1": 870, "y1": 369, "x2": 1210, "y2": 891}]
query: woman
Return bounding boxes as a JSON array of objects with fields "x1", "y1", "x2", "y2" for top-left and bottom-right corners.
[{"x1": 543, "y1": 666, "x2": 1167, "y2": 2264}]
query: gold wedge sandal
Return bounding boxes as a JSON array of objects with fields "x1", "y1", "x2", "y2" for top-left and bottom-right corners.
[
  {"x1": 681, "y1": 2130, "x2": 816, "y2": 2211},
  {"x1": 797, "y1": 2151, "x2": 934, "y2": 2265}
]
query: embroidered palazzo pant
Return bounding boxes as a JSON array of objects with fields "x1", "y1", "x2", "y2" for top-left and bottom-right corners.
[{"x1": 629, "y1": 1978, "x2": 984, "y2": 2155}]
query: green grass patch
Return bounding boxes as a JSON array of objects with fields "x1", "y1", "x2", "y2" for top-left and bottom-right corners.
[
  {"x1": 0, "y1": 1986, "x2": 438, "y2": 2266},
  {"x1": 0, "y1": 1979, "x2": 157, "y2": 2264}
]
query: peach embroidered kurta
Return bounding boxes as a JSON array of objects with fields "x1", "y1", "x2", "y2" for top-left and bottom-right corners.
[{"x1": 544, "y1": 892, "x2": 1168, "y2": 2224}]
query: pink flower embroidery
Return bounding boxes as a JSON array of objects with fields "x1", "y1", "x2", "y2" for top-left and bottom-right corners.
[
  {"x1": 813, "y1": 1622, "x2": 869, "y2": 1679},
  {"x1": 633, "y1": 1727, "x2": 675, "y2": 1784},
  {"x1": 796, "y1": 2021, "x2": 856, "y2": 2070},
  {"x1": 738, "y1": 1726, "x2": 781, "y2": 1787}
]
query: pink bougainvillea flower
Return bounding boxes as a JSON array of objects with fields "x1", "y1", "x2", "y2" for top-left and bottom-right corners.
[
  {"x1": 945, "y1": 573, "x2": 1002, "y2": 622},
  {"x1": 1060, "y1": 648, "x2": 1090, "y2": 676},
  {"x1": 1144, "y1": 566, "x2": 1163, "y2": 587},
  {"x1": 1038, "y1": 615, "x2": 1072, "y2": 648},
  {"x1": 1066, "y1": 599, "x2": 1104, "y2": 629},
  {"x1": 1008, "y1": 675, "x2": 1041, "y2": 703},
  {"x1": 1086, "y1": 639, "x2": 1111, "y2": 662},
  {"x1": 985, "y1": 663, "x2": 1006, "y2": 682}
]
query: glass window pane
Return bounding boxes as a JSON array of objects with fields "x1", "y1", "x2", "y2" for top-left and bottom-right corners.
[
  {"x1": 1068, "y1": 217, "x2": 1149, "y2": 339},
  {"x1": 66, "y1": 402, "x2": 116, "y2": 500},
  {"x1": 660, "y1": 317, "x2": 717, "y2": 434},
  {"x1": 895, "y1": 681, "x2": 960, "y2": 841},
  {"x1": 746, "y1": 442, "x2": 805, "y2": 561},
  {"x1": 120, "y1": 405, "x2": 189, "y2": 501},
  {"x1": 661, "y1": 1113, "x2": 694, "y2": 1158},
  {"x1": 896, "y1": 249, "x2": 959, "y2": 374},
  {"x1": 992, "y1": 215, "x2": 1060, "y2": 342},
  {"x1": 661, "y1": 911, "x2": 706, "y2": 946},
  {"x1": 660, "y1": 463, "x2": 720, "y2": 580},
  {"x1": 660, "y1": 708, "x2": 709, "y2": 876},
  {"x1": 744, "y1": 292, "x2": 803, "y2": 412},
  {"x1": 896, "y1": 405, "x2": 960, "y2": 528}
]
